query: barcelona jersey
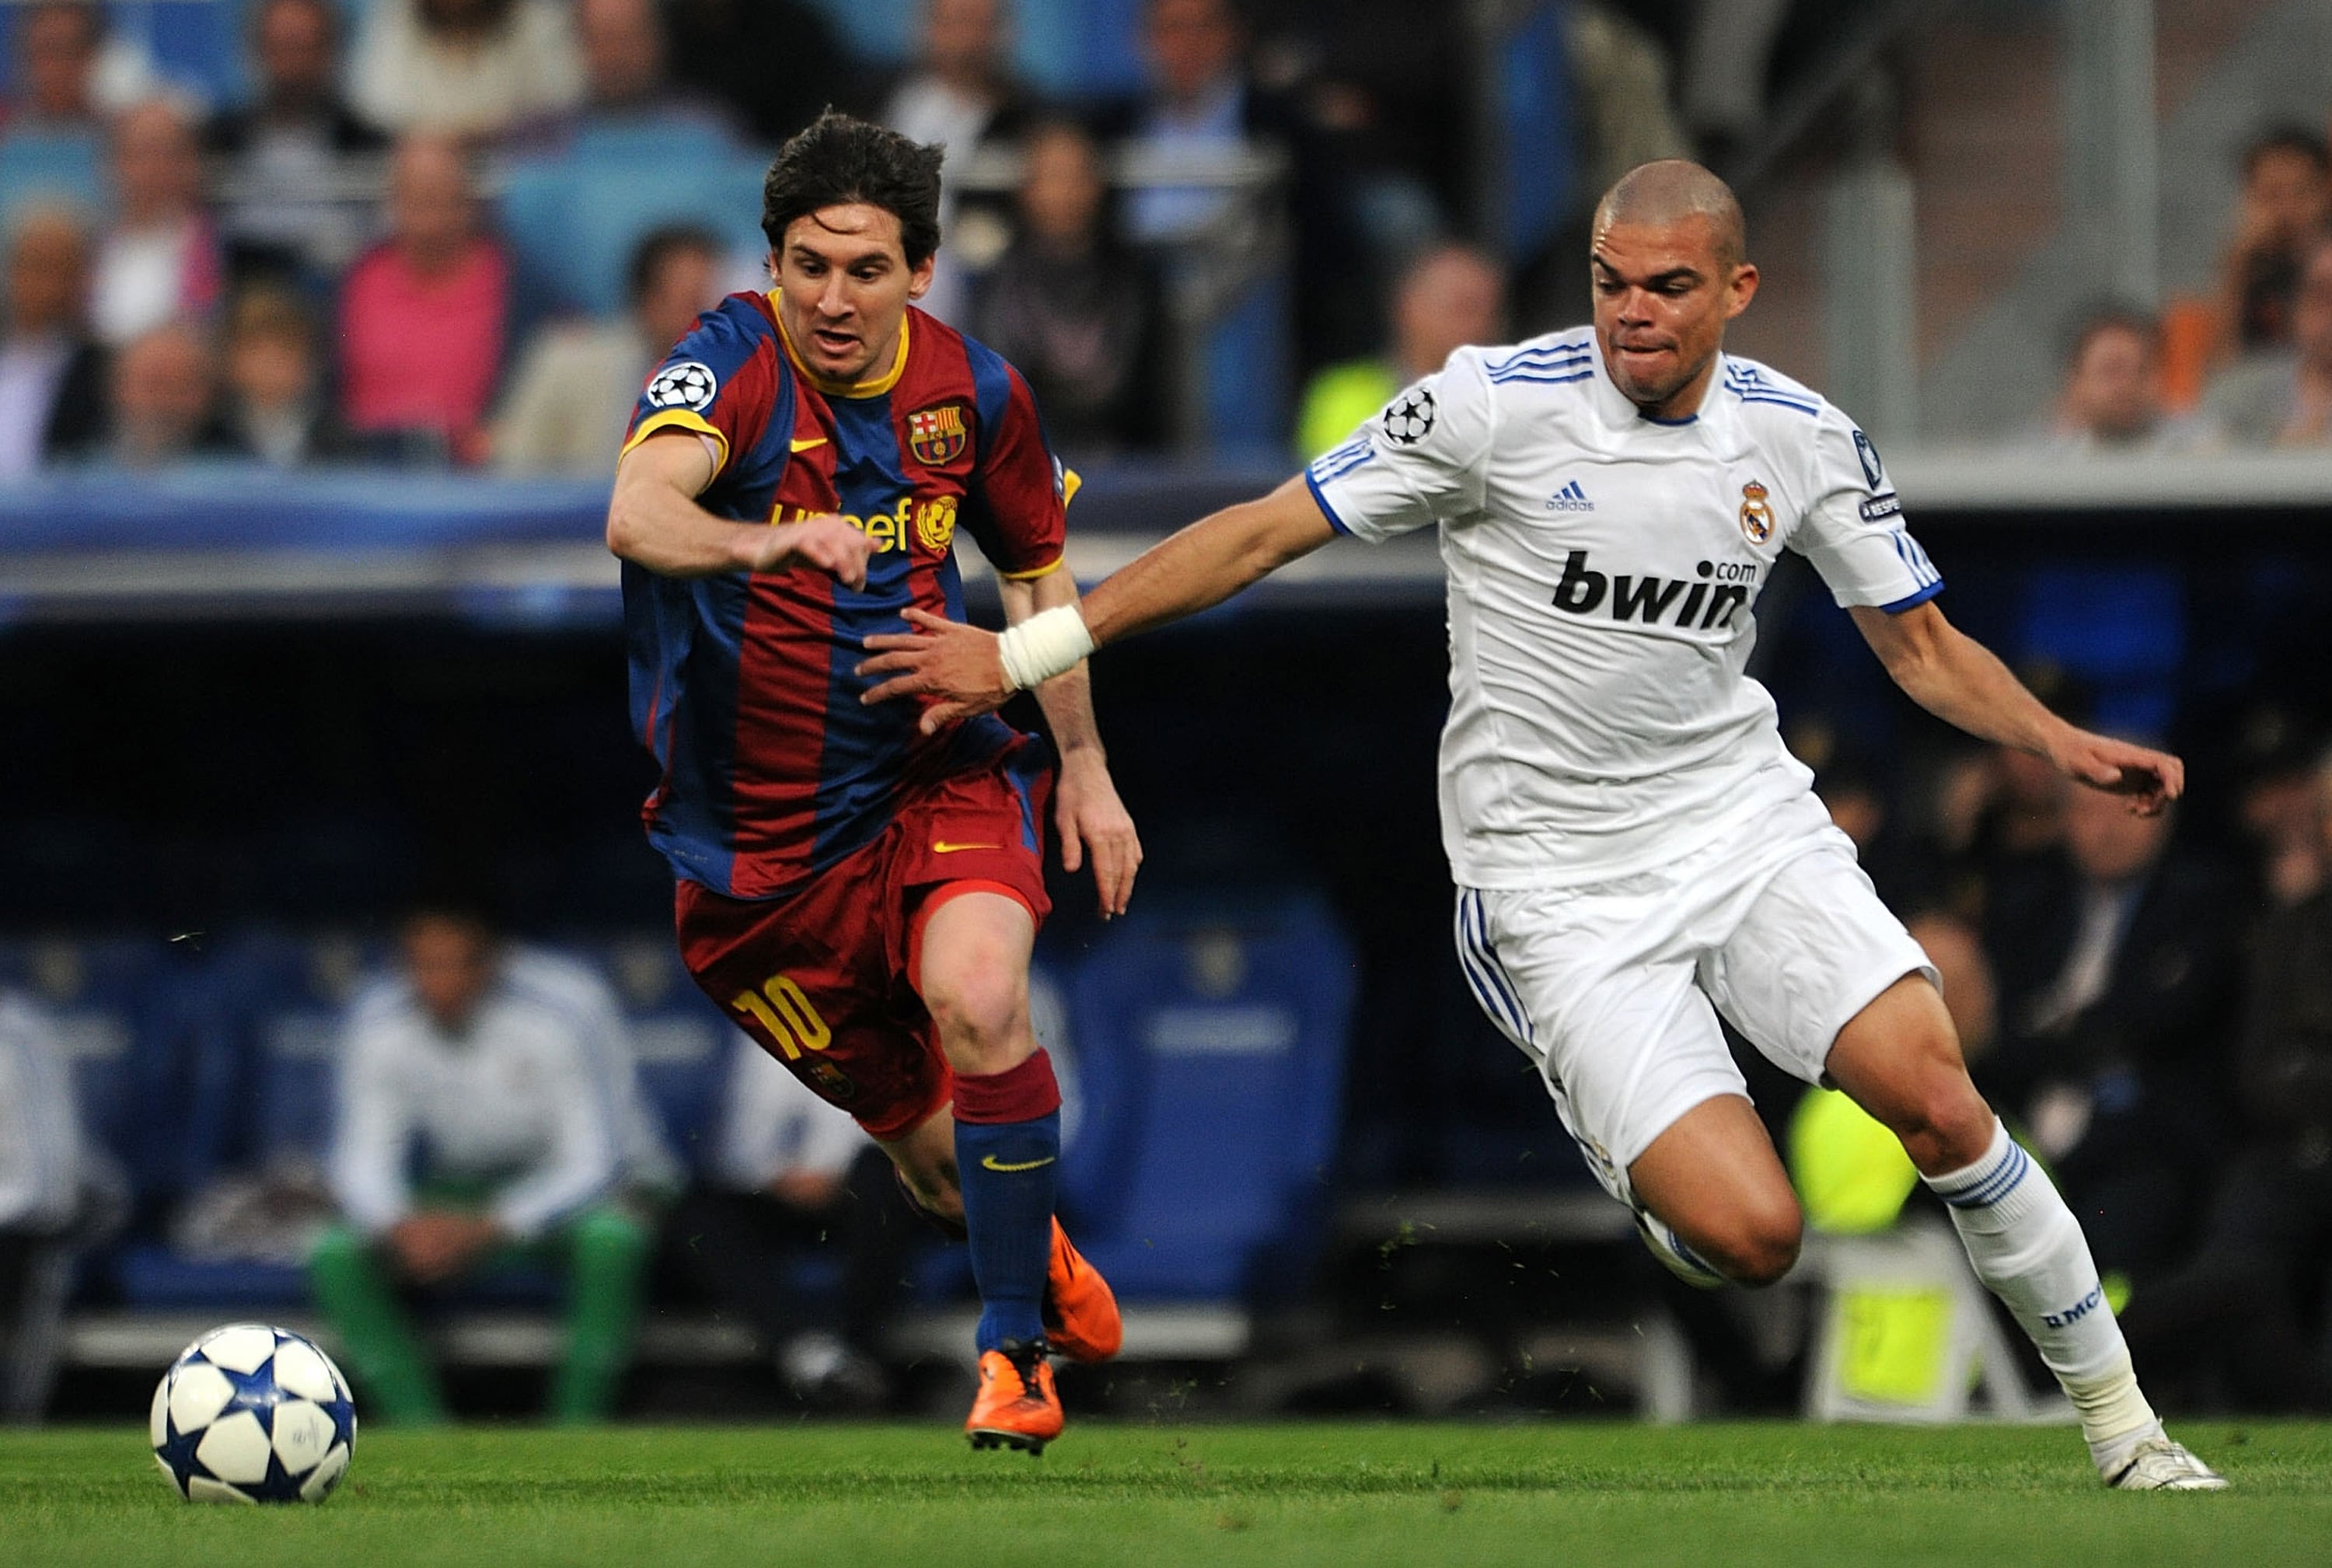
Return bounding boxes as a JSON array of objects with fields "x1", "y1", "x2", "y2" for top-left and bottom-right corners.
[{"x1": 620, "y1": 293, "x2": 1070, "y2": 900}]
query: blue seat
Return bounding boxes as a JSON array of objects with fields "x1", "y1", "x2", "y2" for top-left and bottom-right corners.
[
  {"x1": 498, "y1": 145, "x2": 769, "y2": 318},
  {"x1": 1056, "y1": 894, "x2": 1354, "y2": 1301},
  {"x1": 0, "y1": 935, "x2": 206, "y2": 1202},
  {"x1": 109, "y1": 932, "x2": 385, "y2": 1309},
  {"x1": 2016, "y1": 564, "x2": 2185, "y2": 737},
  {"x1": 0, "y1": 130, "x2": 104, "y2": 222},
  {"x1": 193, "y1": 931, "x2": 382, "y2": 1170},
  {"x1": 564, "y1": 934, "x2": 732, "y2": 1174}
]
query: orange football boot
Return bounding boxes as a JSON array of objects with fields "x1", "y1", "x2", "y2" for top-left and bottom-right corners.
[
  {"x1": 965, "y1": 1339, "x2": 1061, "y2": 1454},
  {"x1": 1042, "y1": 1218, "x2": 1122, "y2": 1362}
]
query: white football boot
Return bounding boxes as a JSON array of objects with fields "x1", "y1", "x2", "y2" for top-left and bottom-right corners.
[{"x1": 2104, "y1": 1434, "x2": 2230, "y2": 1491}]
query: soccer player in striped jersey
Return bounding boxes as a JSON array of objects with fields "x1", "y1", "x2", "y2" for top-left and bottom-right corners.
[
  {"x1": 862, "y1": 160, "x2": 2226, "y2": 1489},
  {"x1": 606, "y1": 112, "x2": 1135, "y2": 1451}
]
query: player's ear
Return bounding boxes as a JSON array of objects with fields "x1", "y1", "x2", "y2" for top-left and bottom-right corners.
[
  {"x1": 906, "y1": 251, "x2": 937, "y2": 301},
  {"x1": 1725, "y1": 261, "x2": 1760, "y2": 320}
]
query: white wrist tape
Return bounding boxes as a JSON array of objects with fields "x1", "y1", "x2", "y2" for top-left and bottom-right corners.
[{"x1": 996, "y1": 604, "x2": 1095, "y2": 692}]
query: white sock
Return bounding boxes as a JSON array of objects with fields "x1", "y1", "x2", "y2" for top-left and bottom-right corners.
[{"x1": 1922, "y1": 1118, "x2": 2161, "y2": 1471}]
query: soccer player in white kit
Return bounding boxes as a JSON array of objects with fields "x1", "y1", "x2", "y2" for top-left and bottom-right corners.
[{"x1": 859, "y1": 161, "x2": 2226, "y2": 1489}]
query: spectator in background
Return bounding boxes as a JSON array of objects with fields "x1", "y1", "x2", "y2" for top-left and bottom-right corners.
[
  {"x1": 348, "y1": 0, "x2": 584, "y2": 142},
  {"x1": 1932, "y1": 665, "x2": 2093, "y2": 903},
  {"x1": 662, "y1": 0, "x2": 854, "y2": 149},
  {"x1": 1105, "y1": 0, "x2": 1367, "y2": 372},
  {"x1": 2, "y1": 2, "x2": 103, "y2": 134},
  {"x1": 1293, "y1": 241, "x2": 1503, "y2": 461},
  {"x1": 338, "y1": 135, "x2": 511, "y2": 465},
  {"x1": 2122, "y1": 748, "x2": 2332, "y2": 1411},
  {"x1": 217, "y1": 284, "x2": 366, "y2": 466},
  {"x1": 507, "y1": 0, "x2": 743, "y2": 151},
  {"x1": 0, "y1": 204, "x2": 106, "y2": 475},
  {"x1": 495, "y1": 225, "x2": 721, "y2": 475},
  {"x1": 0, "y1": 991, "x2": 88, "y2": 1421},
  {"x1": 878, "y1": 0, "x2": 1030, "y2": 324},
  {"x1": 2202, "y1": 230, "x2": 2332, "y2": 449},
  {"x1": 207, "y1": 0, "x2": 391, "y2": 281},
  {"x1": 2233, "y1": 706, "x2": 2327, "y2": 911},
  {"x1": 660, "y1": 1037, "x2": 911, "y2": 1410},
  {"x1": 89, "y1": 98, "x2": 222, "y2": 348},
  {"x1": 1980, "y1": 772, "x2": 2249, "y2": 1288},
  {"x1": 103, "y1": 320, "x2": 233, "y2": 466},
  {"x1": 2216, "y1": 128, "x2": 2329, "y2": 359},
  {"x1": 968, "y1": 120, "x2": 1166, "y2": 457},
  {"x1": 2039, "y1": 305, "x2": 2194, "y2": 454},
  {"x1": 308, "y1": 903, "x2": 670, "y2": 1426}
]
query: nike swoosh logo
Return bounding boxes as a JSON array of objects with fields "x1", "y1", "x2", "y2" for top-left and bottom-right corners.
[
  {"x1": 932, "y1": 841, "x2": 1000, "y2": 854},
  {"x1": 980, "y1": 1154, "x2": 1057, "y2": 1173},
  {"x1": 790, "y1": 436, "x2": 829, "y2": 452}
]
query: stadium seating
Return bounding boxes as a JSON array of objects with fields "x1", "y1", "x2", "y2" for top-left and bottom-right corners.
[
  {"x1": 1054, "y1": 892, "x2": 1354, "y2": 1301},
  {"x1": 561, "y1": 932, "x2": 731, "y2": 1172},
  {"x1": 0, "y1": 934, "x2": 211, "y2": 1204},
  {"x1": 109, "y1": 931, "x2": 378, "y2": 1308},
  {"x1": 497, "y1": 140, "x2": 770, "y2": 319}
]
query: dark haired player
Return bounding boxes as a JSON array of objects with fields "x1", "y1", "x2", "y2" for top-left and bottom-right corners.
[{"x1": 606, "y1": 111, "x2": 1137, "y2": 1451}]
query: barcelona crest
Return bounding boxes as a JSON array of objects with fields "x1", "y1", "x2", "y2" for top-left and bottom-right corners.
[{"x1": 906, "y1": 403, "x2": 969, "y2": 466}]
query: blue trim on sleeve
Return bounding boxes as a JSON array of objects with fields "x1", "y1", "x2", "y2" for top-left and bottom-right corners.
[
  {"x1": 1304, "y1": 469, "x2": 1354, "y2": 536},
  {"x1": 1878, "y1": 579, "x2": 1946, "y2": 613}
]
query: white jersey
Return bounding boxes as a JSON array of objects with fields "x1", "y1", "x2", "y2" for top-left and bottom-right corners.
[{"x1": 1306, "y1": 331, "x2": 1939, "y2": 889}]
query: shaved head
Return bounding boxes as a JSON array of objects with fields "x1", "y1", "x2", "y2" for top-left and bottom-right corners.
[
  {"x1": 1588, "y1": 160, "x2": 1758, "y2": 418},
  {"x1": 1593, "y1": 159, "x2": 1745, "y2": 270}
]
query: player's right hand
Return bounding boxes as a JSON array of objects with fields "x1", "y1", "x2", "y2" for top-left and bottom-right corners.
[
  {"x1": 2054, "y1": 728, "x2": 2184, "y2": 816},
  {"x1": 748, "y1": 515, "x2": 876, "y2": 588}
]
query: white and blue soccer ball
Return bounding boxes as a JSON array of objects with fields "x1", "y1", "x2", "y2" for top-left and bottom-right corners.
[{"x1": 151, "y1": 1324, "x2": 357, "y2": 1504}]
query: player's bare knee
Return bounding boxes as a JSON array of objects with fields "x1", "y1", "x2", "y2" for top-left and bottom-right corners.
[
  {"x1": 922, "y1": 964, "x2": 1029, "y2": 1068},
  {"x1": 1887, "y1": 1072, "x2": 1995, "y2": 1173},
  {"x1": 1710, "y1": 1199, "x2": 1803, "y2": 1287}
]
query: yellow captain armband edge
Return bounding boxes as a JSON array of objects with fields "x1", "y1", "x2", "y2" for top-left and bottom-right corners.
[{"x1": 620, "y1": 409, "x2": 729, "y2": 473}]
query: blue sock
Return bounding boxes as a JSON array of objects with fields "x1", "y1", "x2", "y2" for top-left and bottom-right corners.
[{"x1": 952, "y1": 1111, "x2": 1060, "y2": 1352}]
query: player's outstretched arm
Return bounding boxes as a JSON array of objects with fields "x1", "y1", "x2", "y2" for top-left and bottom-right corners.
[
  {"x1": 857, "y1": 474, "x2": 1338, "y2": 725},
  {"x1": 1850, "y1": 599, "x2": 2184, "y2": 814},
  {"x1": 607, "y1": 431, "x2": 876, "y2": 585}
]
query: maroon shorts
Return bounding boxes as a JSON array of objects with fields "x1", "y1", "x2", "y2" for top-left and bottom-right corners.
[{"x1": 676, "y1": 738, "x2": 1054, "y2": 1141}]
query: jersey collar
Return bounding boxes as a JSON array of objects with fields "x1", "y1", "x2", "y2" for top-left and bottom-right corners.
[
  {"x1": 1586, "y1": 336, "x2": 1730, "y2": 434},
  {"x1": 769, "y1": 290, "x2": 911, "y2": 399}
]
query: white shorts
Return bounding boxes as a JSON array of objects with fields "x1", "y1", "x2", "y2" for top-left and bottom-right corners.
[{"x1": 1454, "y1": 792, "x2": 1935, "y2": 1207}]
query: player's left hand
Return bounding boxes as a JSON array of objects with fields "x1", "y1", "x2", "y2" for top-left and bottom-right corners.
[
  {"x1": 2053, "y1": 729, "x2": 2184, "y2": 815},
  {"x1": 857, "y1": 608, "x2": 1016, "y2": 732},
  {"x1": 1054, "y1": 748, "x2": 1141, "y2": 917}
]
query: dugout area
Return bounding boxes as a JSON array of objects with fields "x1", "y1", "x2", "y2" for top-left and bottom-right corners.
[{"x1": 4, "y1": 456, "x2": 2330, "y2": 1424}]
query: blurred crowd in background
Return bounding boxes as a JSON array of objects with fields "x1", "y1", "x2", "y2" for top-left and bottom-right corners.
[{"x1": 5, "y1": 0, "x2": 2332, "y2": 476}]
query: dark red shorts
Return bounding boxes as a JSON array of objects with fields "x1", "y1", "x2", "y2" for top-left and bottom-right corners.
[{"x1": 676, "y1": 737, "x2": 1054, "y2": 1141}]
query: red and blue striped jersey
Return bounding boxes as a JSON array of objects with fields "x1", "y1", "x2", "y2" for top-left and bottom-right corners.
[{"x1": 620, "y1": 292, "x2": 1070, "y2": 900}]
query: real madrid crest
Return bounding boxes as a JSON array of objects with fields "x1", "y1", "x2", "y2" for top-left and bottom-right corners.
[
  {"x1": 906, "y1": 402, "x2": 969, "y2": 466},
  {"x1": 1738, "y1": 480, "x2": 1774, "y2": 545}
]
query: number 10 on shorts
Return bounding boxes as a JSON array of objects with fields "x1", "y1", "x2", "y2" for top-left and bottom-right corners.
[{"x1": 729, "y1": 973, "x2": 832, "y2": 1059}]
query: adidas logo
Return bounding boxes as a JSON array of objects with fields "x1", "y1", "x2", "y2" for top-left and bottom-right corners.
[{"x1": 1545, "y1": 480, "x2": 1595, "y2": 512}]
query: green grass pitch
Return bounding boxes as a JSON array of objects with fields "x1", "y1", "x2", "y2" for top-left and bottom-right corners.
[{"x1": 5, "y1": 1422, "x2": 2328, "y2": 1567}]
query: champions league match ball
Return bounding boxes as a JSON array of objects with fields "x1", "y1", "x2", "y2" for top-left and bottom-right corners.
[{"x1": 151, "y1": 1324, "x2": 357, "y2": 1503}]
